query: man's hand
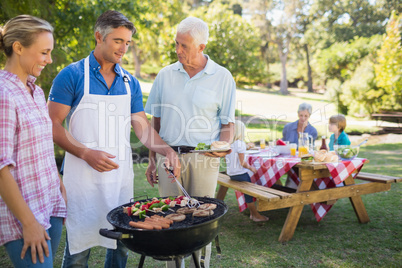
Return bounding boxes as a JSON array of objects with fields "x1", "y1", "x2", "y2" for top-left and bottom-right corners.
[
  {"x1": 59, "y1": 176, "x2": 67, "y2": 225},
  {"x1": 163, "y1": 150, "x2": 181, "y2": 178},
  {"x1": 21, "y1": 220, "x2": 50, "y2": 264},
  {"x1": 145, "y1": 160, "x2": 158, "y2": 187},
  {"x1": 81, "y1": 149, "x2": 119, "y2": 172},
  {"x1": 204, "y1": 149, "x2": 232, "y2": 158}
]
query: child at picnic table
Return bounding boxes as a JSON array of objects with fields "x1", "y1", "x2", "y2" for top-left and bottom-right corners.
[
  {"x1": 225, "y1": 120, "x2": 269, "y2": 222},
  {"x1": 328, "y1": 114, "x2": 351, "y2": 151}
]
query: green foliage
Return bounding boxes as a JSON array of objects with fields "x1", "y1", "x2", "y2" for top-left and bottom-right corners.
[
  {"x1": 316, "y1": 35, "x2": 382, "y2": 83},
  {"x1": 339, "y1": 58, "x2": 381, "y2": 116},
  {"x1": 374, "y1": 11, "x2": 402, "y2": 112},
  {"x1": 314, "y1": 0, "x2": 390, "y2": 44},
  {"x1": 0, "y1": 0, "x2": 145, "y2": 94},
  {"x1": 193, "y1": 3, "x2": 266, "y2": 84},
  {"x1": 317, "y1": 35, "x2": 385, "y2": 116},
  {"x1": 321, "y1": 11, "x2": 402, "y2": 116}
]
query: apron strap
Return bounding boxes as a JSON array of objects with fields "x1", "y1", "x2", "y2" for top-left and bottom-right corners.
[
  {"x1": 118, "y1": 65, "x2": 131, "y2": 96},
  {"x1": 84, "y1": 56, "x2": 90, "y2": 95}
]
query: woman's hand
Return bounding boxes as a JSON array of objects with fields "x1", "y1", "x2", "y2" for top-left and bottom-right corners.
[
  {"x1": 21, "y1": 220, "x2": 50, "y2": 264},
  {"x1": 250, "y1": 166, "x2": 258, "y2": 174},
  {"x1": 0, "y1": 167, "x2": 50, "y2": 263}
]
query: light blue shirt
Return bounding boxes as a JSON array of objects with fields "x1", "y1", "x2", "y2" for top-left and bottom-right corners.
[
  {"x1": 145, "y1": 55, "x2": 236, "y2": 147},
  {"x1": 329, "y1": 131, "x2": 351, "y2": 150}
]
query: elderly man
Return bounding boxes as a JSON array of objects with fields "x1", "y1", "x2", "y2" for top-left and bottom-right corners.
[{"x1": 145, "y1": 17, "x2": 236, "y2": 267}]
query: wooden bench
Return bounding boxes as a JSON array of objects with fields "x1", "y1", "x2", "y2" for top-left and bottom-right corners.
[
  {"x1": 216, "y1": 173, "x2": 292, "y2": 202},
  {"x1": 216, "y1": 171, "x2": 401, "y2": 242},
  {"x1": 371, "y1": 112, "x2": 402, "y2": 133},
  {"x1": 356, "y1": 172, "x2": 402, "y2": 184}
]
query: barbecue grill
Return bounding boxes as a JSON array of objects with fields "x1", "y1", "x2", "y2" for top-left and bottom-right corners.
[{"x1": 100, "y1": 196, "x2": 228, "y2": 268}]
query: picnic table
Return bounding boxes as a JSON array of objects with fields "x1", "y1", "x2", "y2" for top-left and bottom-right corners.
[{"x1": 216, "y1": 149, "x2": 401, "y2": 242}]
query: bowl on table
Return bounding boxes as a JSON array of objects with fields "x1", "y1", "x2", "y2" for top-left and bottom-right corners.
[
  {"x1": 276, "y1": 144, "x2": 290, "y2": 155},
  {"x1": 334, "y1": 145, "x2": 359, "y2": 160}
]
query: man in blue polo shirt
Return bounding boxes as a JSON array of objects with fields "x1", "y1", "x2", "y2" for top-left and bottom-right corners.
[
  {"x1": 47, "y1": 10, "x2": 180, "y2": 268},
  {"x1": 144, "y1": 17, "x2": 236, "y2": 268}
]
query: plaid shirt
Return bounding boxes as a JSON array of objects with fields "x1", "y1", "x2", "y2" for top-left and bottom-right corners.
[{"x1": 0, "y1": 70, "x2": 67, "y2": 246}]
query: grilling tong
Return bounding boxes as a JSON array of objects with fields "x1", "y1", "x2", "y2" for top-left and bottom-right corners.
[{"x1": 163, "y1": 164, "x2": 200, "y2": 208}]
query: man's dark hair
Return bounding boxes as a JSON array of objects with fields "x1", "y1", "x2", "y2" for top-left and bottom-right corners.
[{"x1": 94, "y1": 10, "x2": 136, "y2": 42}]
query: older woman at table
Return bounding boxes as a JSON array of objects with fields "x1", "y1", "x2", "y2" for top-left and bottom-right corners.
[{"x1": 282, "y1": 102, "x2": 318, "y2": 146}]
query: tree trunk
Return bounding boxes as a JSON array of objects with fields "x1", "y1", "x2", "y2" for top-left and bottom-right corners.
[
  {"x1": 279, "y1": 53, "x2": 289, "y2": 95},
  {"x1": 261, "y1": 41, "x2": 272, "y2": 89},
  {"x1": 304, "y1": 44, "x2": 313, "y2": 93},
  {"x1": 279, "y1": 48, "x2": 289, "y2": 95},
  {"x1": 131, "y1": 42, "x2": 142, "y2": 79}
]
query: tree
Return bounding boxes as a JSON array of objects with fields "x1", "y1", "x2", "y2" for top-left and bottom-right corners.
[
  {"x1": 243, "y1": 0, "x2": 277, "y2": 88},
  {"x1": 374, "y1": 11, "x2": 402, "y2": 111},
  {"x1": 314, "y1": 0, "x2": 391, "y2": 45},
  {"x1": 0, "y1": 0, "x2": 144, "y2": 93},
  {"x1": 129, "y1": 0, "x2": 188, "y2": 78},
  {"x1": 192, "y1": 2, "x2": 265, "y2": 84}
]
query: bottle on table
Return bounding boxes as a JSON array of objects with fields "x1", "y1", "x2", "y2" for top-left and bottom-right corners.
[{"x1": 320, "y1": 136, "x2": 328, "y2": 151}]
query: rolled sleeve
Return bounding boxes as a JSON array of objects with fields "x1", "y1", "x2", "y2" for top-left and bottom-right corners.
[
  {"x1": 144, "y1": 75, "x2": 161, "y2": 117},
  {"x1": 130, "y1": 78, "x2": 144, "y2": 114},
  {"x1": 0, "y1": 91, "x2": 17, "y2": 170},
  {"x1": 48, "y1": 67, "x2": 76, "y2": 107}
]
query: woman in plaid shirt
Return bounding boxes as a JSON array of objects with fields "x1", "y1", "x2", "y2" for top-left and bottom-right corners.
[{"x1": 0, "y1": 15, "x2": 67, "y2": 267}]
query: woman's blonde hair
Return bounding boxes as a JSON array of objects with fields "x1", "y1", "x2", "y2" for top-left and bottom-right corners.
[
  {"x1": 329, "y1": 114, "x2": 347, "y2": 132},
  {"x1": 0, "y1": 15, "x2": 53, "y2": 57},
  {"x1": 232, "y1": 120, "x2": 246, "y2": 143}
]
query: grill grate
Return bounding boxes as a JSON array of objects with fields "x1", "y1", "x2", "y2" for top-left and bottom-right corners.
[{"x1": 107, "y1": 196, "x2": 227, "y2": 232}]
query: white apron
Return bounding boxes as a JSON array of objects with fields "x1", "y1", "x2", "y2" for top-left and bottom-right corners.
[{"x1": 63, "y1": 57, "x2": 134, "y2": 254}]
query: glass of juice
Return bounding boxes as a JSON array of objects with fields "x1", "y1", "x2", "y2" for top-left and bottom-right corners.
[
  {"x1": 290, "y1": 143, "x2": 297, "y2": 157},
  {"x1": 260, "y1": 139, "x2": 266, "y2": 149}
]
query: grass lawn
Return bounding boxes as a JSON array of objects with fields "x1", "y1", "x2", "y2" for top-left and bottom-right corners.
[{"x1": 1, "y1": 144, "x2": 400, "y2": 267}]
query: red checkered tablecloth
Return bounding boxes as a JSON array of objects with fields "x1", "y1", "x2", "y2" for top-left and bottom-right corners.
[
  {"x1": 235, "y1": 151, "x2": 299, "y2": 212},
  {"x1": 234, "y1": 152, "x2": 367, "y2": 222}
]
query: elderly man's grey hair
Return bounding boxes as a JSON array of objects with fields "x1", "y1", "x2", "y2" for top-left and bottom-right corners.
[
  {"x1": 177, "y1": 17, "x2": 209, "y2": 46},
  {"x1": 298, "y1": 102, "x2": 313, "y2": 115}
]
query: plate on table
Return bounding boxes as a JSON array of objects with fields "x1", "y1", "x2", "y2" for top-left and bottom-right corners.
[
  {"x1": 245, "y1": 150, "x2": 260, "y2": 154},
  {"x1": 189, "y1": 148, "x2": 231, "y2": 153},
  {"x1": 260, "y1": 152, "x2": 280, "y2": 158}
]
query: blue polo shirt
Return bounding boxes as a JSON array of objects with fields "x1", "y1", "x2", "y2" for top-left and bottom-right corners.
[
  {"x1": 48, "y1": 51, "x2": 144, "y2": 124},
  {"x1": 329, "y1": 131, "x2": 351, "y2": 150},
  {"x1": 282, "y1": 120, "x2": 318, "y2": 146},
  {"x1": 144, "y1": 55, "x2": 236, "y2": 147}
]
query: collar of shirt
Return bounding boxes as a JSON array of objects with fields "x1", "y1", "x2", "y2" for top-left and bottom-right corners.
[
  {"x1": 88, "y1": 51, "x2": 128, "y2": 80},
  {"x1": 290, "y1": 120, "x2": 313, "y2": 131},
  {"x1": 338, "y1": 131, "x2": 347, "y2": 140},
  {"x1": 173, "y1": 54, "x2": 217, "y2": 77},
  {"x1": 0, "y1": 70, "x2": 38, "y2": 93}
]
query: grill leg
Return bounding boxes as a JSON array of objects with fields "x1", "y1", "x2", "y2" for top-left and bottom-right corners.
[
  {"x1": 192, "y1": 252, "x2": 201, "y2": 268},
  {"x1": 174, "y1": 257, "x2": 182, "y2": 268},
  {"x1": 138, "y1": 255, "x2": 146, "y2": 268}
]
